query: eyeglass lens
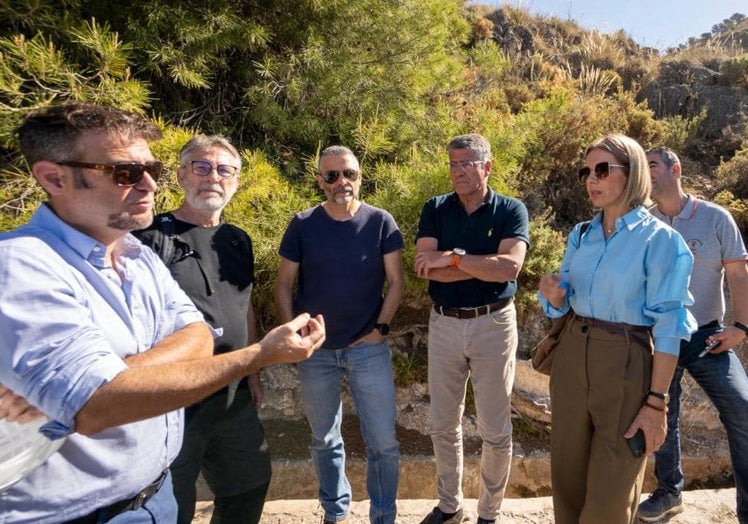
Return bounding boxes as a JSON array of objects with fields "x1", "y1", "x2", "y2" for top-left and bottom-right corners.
[
  {"x1": 578, "y1": 162, "x2": 613, "y2": 183},
  {"x1": 57, "y1": 161, "x2": 163, "y2": 186},
  {"x1": 322, "y1": 169, "x2": 360, "y2": 184},
  {"x1": 112, "y1": 163, "x2": 164, "y2": 186},
  {"x1": 448, "y1": 160, "x2": 483, "y2": 170},
  {"x1": 190, "y1": 160, "x2": 238, "y2": 178}
]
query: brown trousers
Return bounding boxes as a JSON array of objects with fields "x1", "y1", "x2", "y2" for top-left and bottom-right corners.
[{"x1": 549, "y1": 316, "x2": 652, "y2": 524}]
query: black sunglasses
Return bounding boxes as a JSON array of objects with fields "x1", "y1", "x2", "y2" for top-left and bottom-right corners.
[
  {"x1": 578, "y1": 161, "x2": 628, "y2": 184},
  {"x1": 57, "y1": 161, "x2": 164, "y2": 186},
  {"x1": 321, "y1": 169, "x2": 360, "y2": 184}
]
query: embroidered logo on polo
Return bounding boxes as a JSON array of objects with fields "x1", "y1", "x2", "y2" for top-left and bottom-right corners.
[{"x1": 686, "y1": 238, "x2": 702, "y2": 257}]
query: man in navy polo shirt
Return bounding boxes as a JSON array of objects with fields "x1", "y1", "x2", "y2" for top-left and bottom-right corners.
[{"x1": 414, "y1": 133, "x2": 530, "y2": 524}]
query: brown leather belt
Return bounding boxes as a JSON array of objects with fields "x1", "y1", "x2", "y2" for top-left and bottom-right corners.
[
  {"x1": 64, "y1": 470, "x2": 168, "y2": 524},
  {"x1": 434, "y1": 297, "x2": 512, "y2": 319},
  {"x1": 574, "y1": 314, "x2": 652, "y2": 351}
]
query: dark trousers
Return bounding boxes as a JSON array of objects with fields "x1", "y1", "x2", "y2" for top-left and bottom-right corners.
[{"x1": 172, "y1": 390, "x2": 271, "y2": 524}]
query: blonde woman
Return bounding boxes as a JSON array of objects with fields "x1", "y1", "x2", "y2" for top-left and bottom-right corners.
[{"x1": 538, "y1": 134, "x2": 696, "y2": 524}]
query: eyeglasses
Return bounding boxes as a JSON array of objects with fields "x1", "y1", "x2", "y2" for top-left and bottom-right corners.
[
  {"x1": 578, "y1": 161, "x2": 629, "y2": 183},
  {"x1": 188, "y1": 160, "x2": 238, "y2": 178},
  {"x1": 56, "y1": 161, "x2": 163, "y2": 186},
  {"x1": 448, "y1": 160, "x2": 484, "y2": 170},
  {"x1": 321, "y1": 169, "x2": 360, "y2": 184}
]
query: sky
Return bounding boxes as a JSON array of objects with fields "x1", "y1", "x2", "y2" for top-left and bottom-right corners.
[{"x1": 479, "y1": 0, "x2": 747, "y2": 50}]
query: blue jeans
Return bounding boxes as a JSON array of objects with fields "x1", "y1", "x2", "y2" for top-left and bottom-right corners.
[
  {"x1": 655, "y1": 324, "x2": 748, "y2": 524},
  {"x1": 297, "y1": 340, "x2": 400, "y2": 524}
]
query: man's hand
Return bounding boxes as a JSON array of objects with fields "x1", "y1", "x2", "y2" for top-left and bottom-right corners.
[
  {"x1": 0, "y1": 385, "x2": 43, "y2": 423},
  {"x1": 414, "y1": 250, "x2": 452, "y2": 278},
  {"x1": 704, "y1": 325, "x2": 746, "y2": 355},
  {"x1": 259, "y1": 313, "x2": 325, "y2": 366},
  {"x1": 247, "y1": 374, "x2": 263, "y2": 409}
]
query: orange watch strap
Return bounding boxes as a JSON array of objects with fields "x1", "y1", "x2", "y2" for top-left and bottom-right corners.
[{"x1": 450, "y1": 254, "x2": 461, "y2": 268}]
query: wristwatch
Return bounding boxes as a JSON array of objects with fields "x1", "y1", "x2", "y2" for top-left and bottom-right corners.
[
  {"x1": 374, "y1": 323, "x2": 390, "y2": 336},
  {"x1": 450, "y1": 248, "x2": 466, "y2": 268},
  {"x1": 647, "y1": 390, "x2": 670, "y2": 403}
]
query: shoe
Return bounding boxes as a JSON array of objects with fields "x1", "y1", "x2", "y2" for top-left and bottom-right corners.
[
  {"x1": 637, "y1": 488, "x2": 684, "y2": 522},
  {"x1": 418, "y1": 506, "x2": 464, "y2": 523},
  {"x1": 322, "y1": 519, "x2": 348, "y2": 524},
  {"x1": 477, "y1": 518, "x2": 496, "y2": 524}
]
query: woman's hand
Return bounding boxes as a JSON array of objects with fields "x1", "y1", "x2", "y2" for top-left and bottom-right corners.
[
  {"x1": 624, "y1": 401, "x2": 668, "y2": 456},
  {"x1": 538, "y1": 274, "x2": 567, "y2": 309}
]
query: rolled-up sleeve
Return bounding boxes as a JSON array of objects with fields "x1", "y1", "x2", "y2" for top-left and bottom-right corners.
[
  {"x1": 0, "y1": 246, "x2": 128, "y2": 434},
  {"x1": 644, "y1": 230, "x2": 697, "y2": 355}
]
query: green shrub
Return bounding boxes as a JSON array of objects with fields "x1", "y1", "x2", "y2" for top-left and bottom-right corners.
[{"x1": 720, "y1": 54, "x2": 748, "y2": 87}]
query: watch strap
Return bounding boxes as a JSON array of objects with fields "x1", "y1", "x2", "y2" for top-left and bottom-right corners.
[{"x1": 647, "y1": 390, "x2": 668, "y2": 401}]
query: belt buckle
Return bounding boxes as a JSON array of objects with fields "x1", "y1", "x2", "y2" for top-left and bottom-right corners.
[{"x1": 132, "y1": 491, "x2": 148, "y2": 510}]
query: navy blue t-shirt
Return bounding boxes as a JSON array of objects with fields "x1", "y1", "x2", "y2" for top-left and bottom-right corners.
[
  {"x1": 278, "y1": 203, "x2": 404, "y2": 349},
  {"x1": 416, "y1": 189, "x2": 529, "y2": 308}
]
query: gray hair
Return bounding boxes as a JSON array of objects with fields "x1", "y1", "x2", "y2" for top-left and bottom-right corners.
[
  {"x1": 646, "y1": 146, "x2": 681, "y2": 169},
  {"x1": 318, "y1": 145, "x2": 359, "y2": 171},
  {"x1": 446, "y1": 133, "x2": 492, "y2": 162},
  {"x1": 179, "y1": 134, "x2": 241, "y2": 169}
]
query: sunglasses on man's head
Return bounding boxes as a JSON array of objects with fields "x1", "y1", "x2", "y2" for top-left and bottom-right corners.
[
  {"x1": 188, "y1": 160, "x2": 238, "y2": 178},
  {"x1": 57, "y1": 161, "x2": 164, "y2": 186},
  {"x1": 321, "y1": 169, "x2": 360, "y2": 184},
  {"x1": 578, "y1": 161, "x2": 629, "y2": 184}
]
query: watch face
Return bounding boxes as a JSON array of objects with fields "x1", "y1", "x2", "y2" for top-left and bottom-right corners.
[
  {"x1": 376, "y1": 323, "x2": 390, "y2": 335},
  {"x1": 453, "y1": 248, "x2": 466, "y2": 256}
]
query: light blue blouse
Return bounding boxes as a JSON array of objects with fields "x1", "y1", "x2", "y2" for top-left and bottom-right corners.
[{"x1": 538, "y1": 206, "x2": 696, "y2": 355}]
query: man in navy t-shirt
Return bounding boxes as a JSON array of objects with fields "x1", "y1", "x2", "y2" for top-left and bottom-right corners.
[{"x1": 275, "y1": 145, "x2": 404, "y2": 524}]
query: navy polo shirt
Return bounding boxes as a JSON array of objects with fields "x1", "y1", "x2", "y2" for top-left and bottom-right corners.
[{"x1": 416, "y1": 188, "x2": 529, "y2": 308}]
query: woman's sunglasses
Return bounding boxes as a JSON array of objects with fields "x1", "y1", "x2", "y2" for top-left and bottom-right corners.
[
  {"x1": 578, "y1": 161, "x2": 629, "y2": 184},
  {"x1": 57, "y1": 161, "x2": 164, "y2": 186},
  {"x1": 321, "y1": 169, "x2": 360, "y2": 184}
]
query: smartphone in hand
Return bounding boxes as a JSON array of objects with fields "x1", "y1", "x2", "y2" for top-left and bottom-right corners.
[
  {"x1": 699, "y1": 339, "x2": 721, "y2": 358},
  {"x1": 626, "y1": 428, "x2": 645, "y2": 458}
]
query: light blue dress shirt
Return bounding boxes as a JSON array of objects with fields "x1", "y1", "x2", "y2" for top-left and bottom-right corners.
[
  {"x1": 0, "y1": 204, "x2": 205, "y2": 523},
  {"x1": 538, "y1": 206, "x2": 696, "y2": 355}
]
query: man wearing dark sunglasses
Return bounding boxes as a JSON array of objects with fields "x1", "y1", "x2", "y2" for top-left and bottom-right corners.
[
  {"x1": 414, "y1": 133, "x2": 529, "y2": 524},
  {"x1": 135, "y1": 135, "x2": 270, "y2": 524},
  {"x1": 638, "y1": 147, "x2": 748, "y2": 524},
  {"x1": 0, "y1": 103, "x2": 325, "y2": 524},
  {"x1": 275, "y1": 145, "x2": 404, "y2": 524}
]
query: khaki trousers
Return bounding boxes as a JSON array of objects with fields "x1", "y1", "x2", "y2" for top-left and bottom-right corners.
[
  {"x1": 550, "y1": 316, "x2": 652, "y2": 524},
  {"x1": 427, "y1": 302, "x2": 517, "y2": 520}
]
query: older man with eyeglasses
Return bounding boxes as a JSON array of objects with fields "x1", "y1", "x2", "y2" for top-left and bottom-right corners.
[
  {"x1": 275, "y1": 145, "x2": 404, "y2": 524},
  {"x1": 135, "y1": 135, "x2": 272, "y2": 524},
  {"x1": 414, "y1": 133, "x2": 530, "y2": 524},
  {"x1": 0, "y1": 104, "x2": 325, "y2": 524}
]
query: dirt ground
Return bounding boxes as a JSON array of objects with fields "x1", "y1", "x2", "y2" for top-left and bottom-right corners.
[{"x1": 193, "y1": 489, "x2": 740, "y2": 523}]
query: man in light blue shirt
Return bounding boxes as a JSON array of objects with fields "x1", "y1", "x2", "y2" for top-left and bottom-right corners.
[{"x1": 0, "y1": 103, "x2": 325, "y2": 524}]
